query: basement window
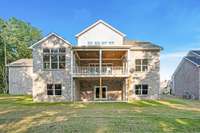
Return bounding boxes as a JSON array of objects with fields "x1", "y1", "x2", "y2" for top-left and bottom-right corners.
[
  {"x1": 135, "y1": 84, "x2": 148, "y2": 95},
  {"x1": 47, "y1": 84, "x2": 62, "y2": 95}
]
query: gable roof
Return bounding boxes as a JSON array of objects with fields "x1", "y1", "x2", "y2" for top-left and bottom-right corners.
[
  {"x1": 191, "y1": 50, "x2": 200, "y2": 56},
  {"x1": 75, "y1": 20, "x2": 126, "y2": 37},
  {"x1": 172, "y1": 50, "x2": 200, "y2": 79},
  {"x1": 29, "y1": 33, "x2": 72, "y2": 49},
  {"x1": 7, "y1": 59, "x2": 33, "y2": 67},
  {"x1": 185, "y1": 56, "x2": 200, "y2": 66},
  {"x1": 124, "y1": 40, "x2": 163, "y2": 50}
]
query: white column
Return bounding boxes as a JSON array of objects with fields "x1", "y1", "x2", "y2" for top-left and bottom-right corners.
[
  {"x1": 127, "y1": 49, "x2": 130, "y2": 74},
  {"x1": 99, "y1": 49, "x2": 102, "y2": 75},
  {"x1": 125, "y1": 78, "x2": 128, "y2": 101},
  {"x1": 99, "y1": 49, "x2": 102, "y2": 99}
]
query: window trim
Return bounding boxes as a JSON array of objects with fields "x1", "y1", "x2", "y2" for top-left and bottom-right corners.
[
  {"x1": 135, "y1": 59, "x2": 148, "y2": 72},
  {"x1": 42, "y1": 48, "x2": 66, "y2": 70},
  {"x1": 134, "y1": 84, "x2": 148, "y2": 95},
  {"x1": 47, "y1": 83, "x2": 62, "y2": 96}
]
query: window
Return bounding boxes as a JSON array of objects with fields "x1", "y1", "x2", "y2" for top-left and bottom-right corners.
[
  {"x1": 47, "y1": 84, "x2": 62, "y2": 95},
  {"x1": 55, "y1": 84, "x2": 62, "y2": 95},
  {"x1": 135, "y1": 84, "x2": 148, "y2": 95},
  {"x1": 43, "y1": 48, "x2": 50, "y2": 69},
  {"x1": 102, "y1": 41, "x2": 107, "y2": 45},
  {"x1": 43, "y1": 48, "x2": 66, "y2": 70},
  {"x1": 95, "y1": 41, "x2": 100, "y2": 45},
  {"x1": 135, "y1": 59, "x2": 148, "y2": 72},
  {"x1": 47, "y1": 84, "x2": 53, "y2": 95},
  {"x1": 108, "y1": 41, "x2": 114, "y2": 45},
  {"x1": 88, "y1": 41, "x2": 93, "y2": 45}
]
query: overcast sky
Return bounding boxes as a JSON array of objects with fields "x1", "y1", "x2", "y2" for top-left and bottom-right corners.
[{"x1": 1, "y1": 0, "x2": 200, "y2": 80}]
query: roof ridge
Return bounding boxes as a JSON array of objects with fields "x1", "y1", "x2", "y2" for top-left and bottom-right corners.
[
  {"x1": 29, "y1": 33, "x2": 72, "y2": 49},
  {"x1": 75, "y1": 19, "x2": 126, "y2": 37}
]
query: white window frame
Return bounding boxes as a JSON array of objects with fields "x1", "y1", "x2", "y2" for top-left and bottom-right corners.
[
  {"x1": 47, "y1": 83, "x2": 62, "y2": 96},
  {"x1": 94, "y1": 86, "x2": 108, "y2": 100},
  {"x1": 134, "y1": 84, "x2": 148, "y2": 95},
  {"x1": 135, "y1": 59, "x2": 148, "y2": 72},
  {"x1": 43, "y1": 48, "x2": 66, "y2": 70}
]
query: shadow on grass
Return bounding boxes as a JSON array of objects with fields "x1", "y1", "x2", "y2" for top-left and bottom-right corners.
[{"x1": 0, "y1": 95, "x2": 200, "y2": 133}]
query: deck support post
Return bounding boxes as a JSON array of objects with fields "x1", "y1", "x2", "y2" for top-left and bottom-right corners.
[{"x1": 99, "y1": 49, "x2": 102, "y2": 99}]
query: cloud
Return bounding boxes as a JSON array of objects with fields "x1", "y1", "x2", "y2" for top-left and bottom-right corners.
[{"x1": 160, "y1": 51, "x2": 187, "y2": 81}]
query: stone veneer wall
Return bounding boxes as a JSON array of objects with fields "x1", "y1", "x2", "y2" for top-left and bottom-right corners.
[
  {"x1": 128, "y1": 50, "x2": 160, "y2": 99},
  {"x1": 32, "y1": 35, "x2": 72, "y2": 102}
]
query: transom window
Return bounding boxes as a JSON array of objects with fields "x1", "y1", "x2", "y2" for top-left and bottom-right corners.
[
  {"x1": 43, "y1": 48, "x2": 66, "y2": 70},
  {"x1": 135, "y1": 84, "x2": 148, "y2": 95},
  {"x1": 87, "y1": 41, "x2": 115, "y2": 45},
  {"x1": 135, "y1": 59, "x2": 148, "y2": 72},
  {"x1": 47, "y1": 84, "x2": 62, "y2": 95}
]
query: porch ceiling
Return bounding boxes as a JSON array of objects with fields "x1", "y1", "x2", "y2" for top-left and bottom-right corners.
[
  {"x1": 76, "y1": 51, "x2": 126, "y2": 59},
  {"x1": 102, "y1": 51, "x2": 126, "y2": 59},
  {"x1": 77, "y1": 51, "x2": 99, "y2": 59}
]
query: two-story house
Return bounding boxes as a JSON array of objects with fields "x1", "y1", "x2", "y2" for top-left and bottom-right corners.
[
  {"x1": 8, "y1": 20, "x2": 162, "y2": 102},
  {"x1": 171, "y1": 50, "x2": 200, "y2": 100}
]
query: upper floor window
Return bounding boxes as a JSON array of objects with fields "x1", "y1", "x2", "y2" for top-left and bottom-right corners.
[
  {"x1": 43, "y1": 48, "x2": 66, "y2": 70},
  {"x1": 108, "y1": 41, "x2": 114, "y2": 45},
  {"x1": 87, "y1": 41, "x2": 93, "y2": 45},
  {"x1": 101, "y1": 41, "x2": 107, "y2": 45},
  {"x1": 87, "y1": 41, "x2": 114, "y2": 45},
  {"x1": 94, "y1": 41, "x2": 100, "y2": 45},
  {"x1": 135, "y1": 59, "x2": 148, "y2": 72},
  {"x1": 135, "y1": 84, "x2": 148, "y2": 95}
]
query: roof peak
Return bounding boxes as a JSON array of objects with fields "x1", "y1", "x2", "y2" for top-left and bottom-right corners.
[
  {"x1": 29, "y1": 32, "x2": 71, "y2": 49},
  {"x1": 75, "y1": 19, "x2": 126, "y2": 37}
]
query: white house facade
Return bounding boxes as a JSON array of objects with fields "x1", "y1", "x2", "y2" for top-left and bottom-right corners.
[{"x1": 8, "y1": 20, "x2": 162, "y2": 102}]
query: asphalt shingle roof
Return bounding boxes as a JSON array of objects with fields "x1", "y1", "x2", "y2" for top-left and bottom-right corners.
[
  {"x1": 124, "y1": 40, "x2": 163, "y2": 50},
  {"x1": 191, "y1": 50, "x2": 200, "y2": 56},
  {"x1": 185, "y1": 56, "x2": 200, "y2": 66},
  {"x1": 8, "y1": 59, "x2": 33, "y2": 67}
]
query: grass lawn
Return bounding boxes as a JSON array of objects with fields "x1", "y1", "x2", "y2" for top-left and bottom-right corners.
[{"x1": 0, "y1": 95, "x2": 200, "y2": 133}]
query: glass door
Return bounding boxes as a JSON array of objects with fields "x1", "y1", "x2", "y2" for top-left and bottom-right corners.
[
  {"x1": 94, "y1": 86, "x2": 107, "y2": 100},
  {"x1": 95, "y1": 87, "x2": 100, "y2": 99}
]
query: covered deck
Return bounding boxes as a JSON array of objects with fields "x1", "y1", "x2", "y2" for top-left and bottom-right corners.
[
  {"x1": 72, "y1": 47, "x2": 129, "y2": 77},
  {"x1": 73, "y1": 77, "x2": 128, "y2": 101}
]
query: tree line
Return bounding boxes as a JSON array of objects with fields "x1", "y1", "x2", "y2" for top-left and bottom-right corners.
[{"x1": 0, "y1": 17, "x2": 42, "y2": 93}]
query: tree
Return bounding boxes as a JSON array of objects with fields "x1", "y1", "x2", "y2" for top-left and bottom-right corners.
[{"x1": 0, "y1": 17, "x2": 42, "y2": 93}]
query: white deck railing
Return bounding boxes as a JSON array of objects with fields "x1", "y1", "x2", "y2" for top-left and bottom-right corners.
[{"x1": 73, "y1": 66, "x2": 127, "y2": 75}]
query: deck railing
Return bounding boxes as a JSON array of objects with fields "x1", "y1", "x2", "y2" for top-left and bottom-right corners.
[{"x1": 73, "y1": 66, "x2": 127, "y2": 75}]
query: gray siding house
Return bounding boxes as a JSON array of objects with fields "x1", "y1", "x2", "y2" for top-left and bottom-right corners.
[
  {"x1": 172, "y1": 50, "x2": 200, "y2": 100},
  {"x1": 8, "y1": 20, "x2": 162, "y2": 102}
]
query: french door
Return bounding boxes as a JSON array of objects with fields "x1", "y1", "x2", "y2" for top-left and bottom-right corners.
[{"x1": 94, "y1": 86, "x2": 107, "y2": 100}]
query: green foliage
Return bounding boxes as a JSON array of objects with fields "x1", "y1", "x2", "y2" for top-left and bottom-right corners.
[{"x1": 0, "y1": 17, "x2": 42, "y2": 93}]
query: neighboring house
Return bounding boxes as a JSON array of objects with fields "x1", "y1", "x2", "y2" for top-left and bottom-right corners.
[
  {"x1": 160, "y1": 80, "x2": 171, "y2": 95},
  {"x1": 171, "y1": 50, "x2": 200, "y2": 100},
  {"x1": 8, "y1": 20, "x2": 162, "y2": 102}
]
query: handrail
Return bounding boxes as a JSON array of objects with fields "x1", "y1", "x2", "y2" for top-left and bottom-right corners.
[{"x1": 73, "y1": 66, "x2": 127, "y2": 75}]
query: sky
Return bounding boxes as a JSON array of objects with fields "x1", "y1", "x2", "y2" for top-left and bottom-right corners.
[{"x1": 1, "y1": 0, "x2": 200, "y2": 80}]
